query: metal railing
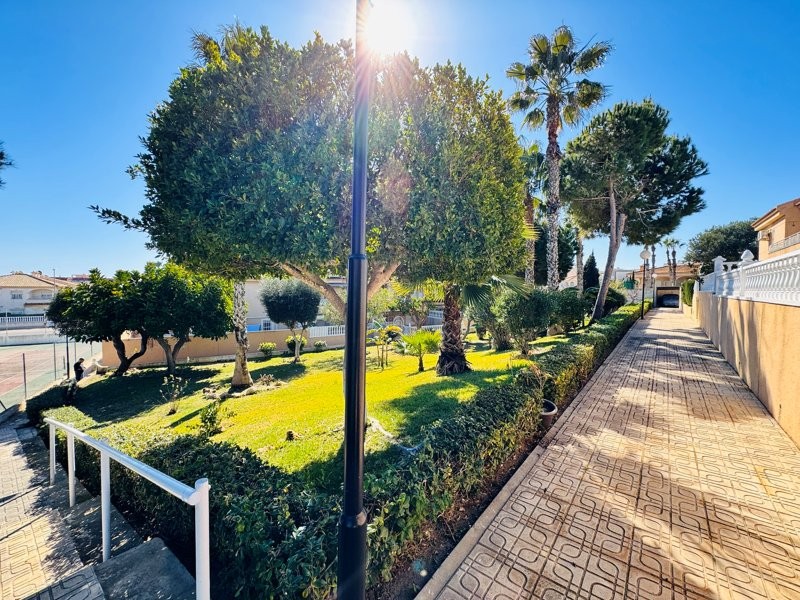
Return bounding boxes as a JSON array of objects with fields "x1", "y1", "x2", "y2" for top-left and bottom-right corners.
[{"x1": 44, "y1": 418, "x2": 210, "y2": 600}]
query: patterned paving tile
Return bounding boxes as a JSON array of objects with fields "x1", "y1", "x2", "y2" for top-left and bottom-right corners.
[{"x1": 419, "y1": 309, "x2": 800, "y2": 599}]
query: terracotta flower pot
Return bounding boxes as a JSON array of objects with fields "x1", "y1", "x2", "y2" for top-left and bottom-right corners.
[{"x1": 541, "y1": 399, "x2": 558, "y2": 429}]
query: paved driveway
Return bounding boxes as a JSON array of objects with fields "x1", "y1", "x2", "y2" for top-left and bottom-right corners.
[{"x1": 419, "y1": 309, "x2": 800, "y2": 599}]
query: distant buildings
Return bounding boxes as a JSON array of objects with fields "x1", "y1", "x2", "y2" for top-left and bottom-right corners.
[
  {"x1": 753, "y1": 198, "x2": 800, "y2": 261},
  {"x1": 0, "y1": 271, "x2": 75, "y2": 316}
]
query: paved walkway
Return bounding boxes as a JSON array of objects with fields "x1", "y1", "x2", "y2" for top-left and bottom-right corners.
[
  {"x1": 420, "y1": 309, "x2": 800, "y2": 600},
  {"x1": 0, "y1": 416, "x2": 103, "y2": 600}
]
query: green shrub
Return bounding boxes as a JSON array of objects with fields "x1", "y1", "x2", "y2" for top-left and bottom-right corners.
[
  {"x1": 495, "y1": 288, "x2": 554, "y2": 355},
  {"x1": 313, "y1": 340, "x2": 327, "y2": 352},
  {"x1": 258, "y1": 342, "x2": 277, "y2": 359},
  {"x1": 681, "y1": 279, "x2": 695, "y2": 306},
  {"x1": 285, "y1": 335, "x2": 307, "y2": 354},
  {"x1": 552, "y1": 288, "x2": 589, "y2": 332},
  {"x1": 583, "y1": 286, "x2": 627, "y2": 316},
  {"x1": 199, "y1": 401, "x2": 222, "y2": 437},
  {"x1": 25, "y1": 381, "x2": 77, "y2": 424},
  {"x1": 35, "y1": 301, "x2": 651, "y2": 599}
]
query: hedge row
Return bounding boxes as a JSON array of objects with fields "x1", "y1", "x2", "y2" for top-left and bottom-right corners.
[{"x1": 32, "y1": 300, "x2": 650, "y2": 598}]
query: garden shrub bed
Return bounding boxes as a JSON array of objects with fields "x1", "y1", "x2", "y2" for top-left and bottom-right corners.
[{"x1": 31, "y1": 301, "x2": 650, "y2": 598}]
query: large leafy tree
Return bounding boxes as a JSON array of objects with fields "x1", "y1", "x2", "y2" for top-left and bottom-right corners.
[
  {"x1": 47, "y1": 270, "x2": 150, "y2": 377},
  {"x1": 507, "y1": 26, "x2": 611, "y2": 291},
  {"x1": 0, "y1": 142, "x2": 12, "y2": 188},
  {"x1": 402, "y1": 63, "x2": 527, "y2": 374},
  {"x1": 93, "y1": 26, "x2": 424, "y2": 386},
  {"x1": 685, "y1": 220, "x2": 757, "y2": 274},
  {"x1": 564, "y1": 100, "x2": 708, "y2": 321},
  {"x1": 259, "y1": 279, "x2": 322, "y2": 363},
  {"x1": 136, "y1": 263, "x2": 233, "y2": 374}
]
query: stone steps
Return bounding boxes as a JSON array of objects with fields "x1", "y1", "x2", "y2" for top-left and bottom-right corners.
[{"x1": 3, "y1": 417, "x2": 197, "y2": 599}]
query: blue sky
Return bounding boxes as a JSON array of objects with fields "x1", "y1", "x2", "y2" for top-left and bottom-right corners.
[{"x1": 2, "y1": 0, "x2": 798, "y2": 276}]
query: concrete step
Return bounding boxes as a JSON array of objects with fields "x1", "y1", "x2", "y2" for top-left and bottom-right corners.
[
  {"x1": 93, "y1": 538, "x2": 196, "y2": 600},
  {"x1": 61, "y1": 497, "x2": 143, "y2": 566}
]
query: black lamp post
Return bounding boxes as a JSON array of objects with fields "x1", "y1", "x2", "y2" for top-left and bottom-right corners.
[
  {"x1": 338, "y1": 0, "x2": 371, "y2": 597},
  {"x1": 639, "y1": 248, "x2": 651, "y2": 319}
]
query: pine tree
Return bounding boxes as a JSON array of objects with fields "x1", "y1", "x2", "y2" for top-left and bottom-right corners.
[{"x1": 583, "y1": 252, "x2": 600, "y2": 289}]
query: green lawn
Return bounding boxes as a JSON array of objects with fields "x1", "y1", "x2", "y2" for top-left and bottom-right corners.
[{"x1": 65, "y1": 340, "x2": 531, "y2": 487}]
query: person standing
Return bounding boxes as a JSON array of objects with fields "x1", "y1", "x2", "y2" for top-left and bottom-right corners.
[{"x1": 74, "y1": 358, "x2": 85, "y2": 382}]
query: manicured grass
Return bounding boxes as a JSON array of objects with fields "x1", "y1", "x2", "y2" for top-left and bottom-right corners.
[{"x1": 65, "y1": 341, "x2": 529, "y2": 485}]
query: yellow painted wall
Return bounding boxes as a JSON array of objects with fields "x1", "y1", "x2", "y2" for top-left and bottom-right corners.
[
  {"x1": 690, "y1": 291, "x2": 800, "y2": 448},
  {"x1": 101, "y1": 330, "x2": 346, "y2": 368}
]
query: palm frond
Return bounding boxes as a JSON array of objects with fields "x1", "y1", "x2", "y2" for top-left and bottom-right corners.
[
  {"x1": 506, "y1": 62, "x2": 527, "y2": 80},
  {"x1": 522, "y1": 108, "x2": 545, "y2": 129},
  {"x1": 529, "y1": 34, "x2": 550, "y2": 59},
  {"x1": 552, "y1": 26, "x2": 575, "y2": 54},
  {"x1": 486, "y1": 274, "x2": 531, "y2": 297},
  {"x1": 522, "y1": 221, "x2": 539, "y2": 241},
  {"x1": 574, "y1": 41, "x2": 612, "y2": 74},
  {"x1": 460, "y1": 283, "x2": 493, "y2": 311},
  {"x1": 575, "y1": 79, "x2": 607, "y2": 108},
  {"x1": 562, "y1": 100, "x2": 580, "y2": 126},
  {"x1": 393, "y1": 279, "x2": 444, "y2": 302},
  {"x1": 508, "y1": 92, "x2": 533, "y2": 112}
]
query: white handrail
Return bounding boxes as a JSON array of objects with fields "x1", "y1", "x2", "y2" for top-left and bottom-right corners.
[{"x1": 44, "y1": 417, "x2": 211, "y2": 600}]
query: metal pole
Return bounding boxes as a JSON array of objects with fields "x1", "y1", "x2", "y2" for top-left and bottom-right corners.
[
  {"x1": 101, "y1": 451, "x2": 111, "y2": 561},
  {"x1": 194, "y1": 479, "x2": 211, "y2": 600},
  {"x1": 67, "y1": 432, "x2": 76, "y2": 507},
  {"x1": 641, "y1": 261, "x2": 647, "y2": 319},
  {"x1": 49, "y1": 423, "x2": 56, "y2": 485},
  {"x1": 338, "y1": 1, "x2": 371, "y2": 597},
  {"x1": 22, "y1": 354, "x2": 27, "y2": 400},
  {"x1": 53, "y1": 341, "x2": 57, "y2": 380},
  {"x1": 66, "y1": 336, "x2": 70, "y2": 379}
]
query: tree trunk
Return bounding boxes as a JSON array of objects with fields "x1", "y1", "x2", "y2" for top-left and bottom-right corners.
[
  {"x1": 671, "y1": 249, "x2": 677, "y2": 285},
  {"x1": 155, "y1": 338, "x2": 177, "y2": 374},
  {"x1": 436, "y1": 285, "x2": 470, "y2": 375},
  {"x1": 290, "y1": 327, "x2": 301, "y2": 363},
  {"x1": 171, "y1": 338, "x2": 188, "y2": 366},
  {"x1": 591, "y1": 184, "x2": 627, "y2": 322},
  {"x1": 231, "y1": 281, "x2": 253, "y2": 387},
  {"x1": 575, "y1": 229, "x2": 584, "y2": 294},
  {"x1": 280, "y1": 263, "x2": 346, "y2": 317},
  {"x1": 545, "y1": 101, "x2": 562, "y2": 291},
  {"x1": 418, "y1": 354, "x2": 424, "y2": 372},
  {"x1": 111, "y1": 333, "x2": 149, "y2": 376},
  {"x1": 524, "y1": 196, "x2": 536, "y2": 285}
]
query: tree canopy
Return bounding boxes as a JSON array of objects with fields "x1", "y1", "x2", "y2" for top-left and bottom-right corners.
[
  {"x1": 0, "y1": 142, "x2": 12, "y2": 188},
  {"x1": 401, "y1": 62, "x2": 527, "y2": 373},
  {"x1": 563, "y1": 100, "x2": 707, "y2": 319},
  {"x1": 260, "y1": 278, "x2": 322, "y2": 362},
  {"x1": 685, "y1": 220, "x2": 758, "y2": 274},
  {"x1": 94, "y1": 25, "x2": 424, "y2": 317},
  {"x1": 47, "y1": 269, "x2": 149, "y2": 376}
]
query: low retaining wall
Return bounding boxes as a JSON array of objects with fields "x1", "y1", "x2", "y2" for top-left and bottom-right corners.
[
  {"x1": 689, "y1": 291, "x2": 800, "y2": 447},
  {"x1": 101, "y1": 330, "x2": 346, "y2": 368}
]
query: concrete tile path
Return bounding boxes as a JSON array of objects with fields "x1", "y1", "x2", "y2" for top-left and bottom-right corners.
[
  {"x1": 0, "y1": 417, "x2": 103, "y2": 600},
  {"x1": 418, "y1": 309, "x2": 800, "y2": 600}
]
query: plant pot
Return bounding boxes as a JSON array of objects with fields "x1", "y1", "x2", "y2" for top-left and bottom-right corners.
[{"x1": 541, "y1": 399, "x2": 557, "y2": 429}]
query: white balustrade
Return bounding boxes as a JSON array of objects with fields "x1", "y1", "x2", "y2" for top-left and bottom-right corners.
[
  {"x1": 701, "y1": 247, "x2": 800, "y2": 307},
  {"x1": 45, "y1": 418, "x2": 211, "y2": 600}
]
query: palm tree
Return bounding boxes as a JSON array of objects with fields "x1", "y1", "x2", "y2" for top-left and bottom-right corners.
[
  {"x1": 661, "y1": 237, "x2": 684, "y2": 284},
  {"x1": 0, "y1": 142, "x2": 12, "y2": 189},
  {"x1": 521, "y1": 143, "x2": 546, "y2": 284},
  {"x1": 507, "y1": 26, "x2": 611, "y2": 291}
]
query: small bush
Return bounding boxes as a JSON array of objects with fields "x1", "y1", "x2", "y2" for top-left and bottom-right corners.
[
  {"x1": 199, "y1": 401, "x2": 222, "y2": 437},
  {"x1": 313, "y1": 340, "x2": 327, "y2": 352},
  {"x1": 495, "y1": 288, "x2": 554, "y2": 355},
  {"x1": 258, "y1": 342, "x2": 277, "y2": 359},
  {"x1": 285, "y1": 335, "x2": 307, "y2": 354},
  {"x1": 552, "y1": 288, "x2": 589, "y2": 332},
  {"x1": 25, "y1": 381, "x2": 77, "y2": 424},
  {"x1": 584, "y1": 286, "x2": 627, "y2": 316},
  {"x1": 681, "y1": 279, "x2": 695, "y2": 306},
  {"x1": 160, "y1": 375, "x2": 188, "y2": 415}
]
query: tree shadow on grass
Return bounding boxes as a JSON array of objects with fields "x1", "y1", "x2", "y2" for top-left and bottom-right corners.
[{"x1": 72, "y1": 365, "x2": 219, "y2": 426}]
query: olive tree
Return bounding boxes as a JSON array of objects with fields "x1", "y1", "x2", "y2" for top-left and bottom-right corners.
[{"x1": 259, "y1": 279, "x2": 322, "y2": 363}]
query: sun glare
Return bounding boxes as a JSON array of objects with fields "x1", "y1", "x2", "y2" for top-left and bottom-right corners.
[{"x1": 365, "y1": 1, "x2": 415, "y2": 55}]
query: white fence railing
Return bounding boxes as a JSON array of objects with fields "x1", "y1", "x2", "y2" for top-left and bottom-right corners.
[
  {"x1": 769, "y1": 231, "x2": 800, "y2": 254},
  {"x1": 699, "y1": 248, "x2": 800, "y2": 307},
  {"x1": 307, "y1": 325, "x2": 346, "y2": 338},
  {"x1": 45, "y1": 418, "x2": 210, "y2": 600},
  {"x1": 0, "y1": 315, "x2": 47, "y2": 327}
]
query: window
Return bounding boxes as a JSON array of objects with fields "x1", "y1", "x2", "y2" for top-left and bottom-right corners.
[{"x1": 10, "y1": 292, "x2": 22, "y2": 300}]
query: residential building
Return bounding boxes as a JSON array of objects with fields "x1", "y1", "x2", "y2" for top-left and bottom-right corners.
[
  {"x1": 0, "y1": 271, "x2": 75, "y2": 316},
  {"x1": 752, "y1": 198, "x2": 800, "y2": 260}
]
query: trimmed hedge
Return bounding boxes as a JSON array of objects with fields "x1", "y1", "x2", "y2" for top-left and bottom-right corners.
[
  {"x1": 681, "y1": 279, "x2": 695, "y2": 306},
  {"x1": 31, "y1": 301, "x2": 650, "y2": 598}
]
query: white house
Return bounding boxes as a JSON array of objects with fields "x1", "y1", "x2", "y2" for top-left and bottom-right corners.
[{"x1": 0, "y1": 272, "x2": 75, "y2": 316}]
